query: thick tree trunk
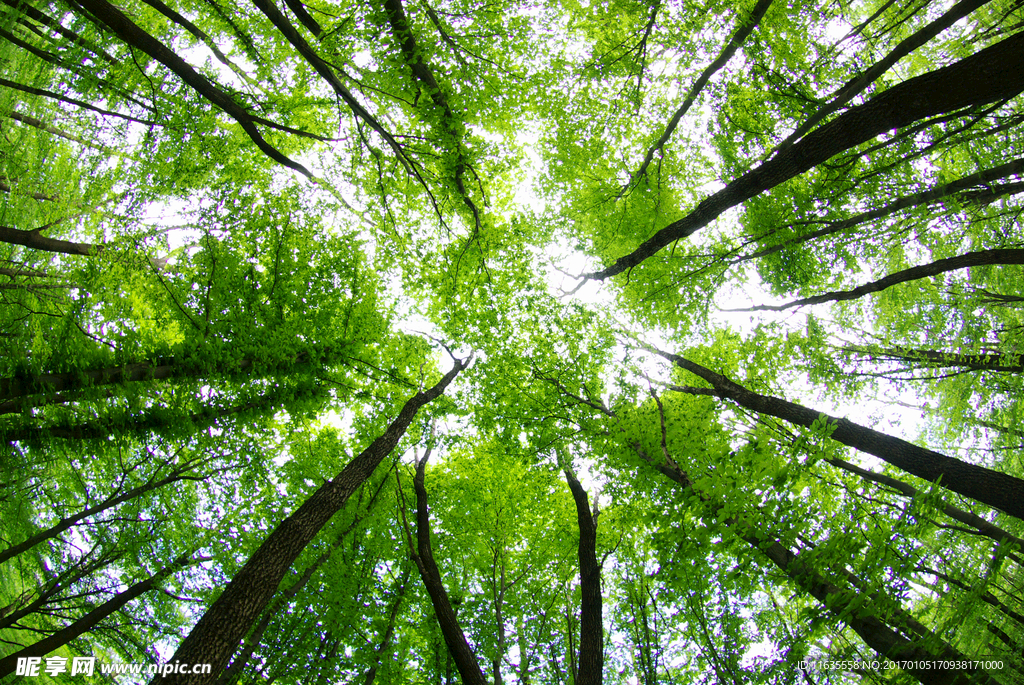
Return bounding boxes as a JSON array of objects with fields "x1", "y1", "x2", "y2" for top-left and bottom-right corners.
[
  {"x1": 0, "y1": 552, "x2": 199, "y2": 678},
  {"x1": 409, "y1": 449, "x2": 488, "y2": 685},
  {"x1": 564, "y1": 469, "x2": 603, "y2": 685},
  {"x1": 586, "y1": 30, "x2": 1024, "y2": 280},
  {"x1": 220, "y1": 476, "x2": 392, "y2": 685},
  {"x1": 150, "y1": 358, "x2": 468, "y2": 685},
  {"x1": 655, "y1": 348, "x2": 1024, "y2": 520},
  {"x1": 740, "y1": 249, "x2": 1024, "y2": 311}
]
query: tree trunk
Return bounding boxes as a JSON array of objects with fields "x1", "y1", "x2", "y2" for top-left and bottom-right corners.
[
  {"x1": 0, "y1": 466, "x2": 201, "y2": 565},
  {"x1": 0, "y1": 552, "x2": 200, "y2": 678},
  {"x1": 772, "y1": 0, "x2": 996, "y2": 154},
  {"x1": 362, "y1": 563, "x2": 411, "y2": 685},
  {"x1": 409, "y1": 448, "x2": 489, "y2": 685},
  {"x1": 655, "y1": 348, "x2": 1024, "y2": 521},
  {"x1": 66, "y1": 0, "x2": 312, "y2": 177},
  {"x1": 824, "y1": 456, "x2": 1024, "y2": 551},
  {"x1": 586, "y1": 30, "x2": 1024, "y2": 280},
  {"x1": 648, "y1": 458, "x2": 996, "y2": 685},
  {"x1": 846, "y1": 346, "x2": 1023, "y2": 374},
  {"x1": 150, "y1": 358, "x2": 468, "y2": 685},
  {"x1": 564, "y1": 469, "x2": 603, "y2": 685},
  {"x1": 0, "y1": 225, "x2": 96, "y2": 254},
  {"x1": 740, "y1": 156, "x2": 1024, "y2": 265},
  {"x1": 740, "y1": 249, "x2": 1024, "y2": 311}
]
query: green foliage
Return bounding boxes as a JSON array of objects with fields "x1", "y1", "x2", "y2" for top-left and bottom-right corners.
[{"x1": 3, "y1": 0, "x2": 1024, "y2": 681}]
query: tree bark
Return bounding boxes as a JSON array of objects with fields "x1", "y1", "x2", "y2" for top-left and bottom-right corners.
[
  {"x1": 654, "y1": 348, "x2": 1024, "y2": 520},
  {"x1": 739, "y1": 249, "x2": 1024, "y2": 311},
  {"x1": 409, "y1": 448, "x2": 488, "y2": 685},
  {"x1": 150, "y1": 358, "x2": 468, "y2": 685},
  {"x1": 585, "y1": 30, "x2": 1024, "y2": 280},
  {"x1": 564, "y1": 469, "x2": 603, "y2": 685}
]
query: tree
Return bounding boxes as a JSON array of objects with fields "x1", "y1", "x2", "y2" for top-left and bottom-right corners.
[{"x1": 3, "y1": 0, "x2": 1024, "y2": 682}]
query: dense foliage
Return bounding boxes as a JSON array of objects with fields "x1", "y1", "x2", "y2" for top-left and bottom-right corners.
[{"x1": 1, "y1": 0, "x2": 1023, "y2": 683}]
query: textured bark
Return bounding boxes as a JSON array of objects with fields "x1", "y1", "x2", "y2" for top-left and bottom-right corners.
[
  {"x1": 649, "y1": 460, "x2": 995, "y2": 685},
  {"x1": 586, "y1": 30, "x2": 1024, "y2": 280},
  {"x1": 564, "y1": 469, "x2": 604, "y2": 685},
  {"x1": 0, "y1": 553, "x2": 198, "y2": 678},
  {"x1": 220, "y1": 475, "x2": 392, "y2": 685},
  {"x1": 410, "y1": 450, "x2": 488, "y2": 685},
  {"x1": 655, "y1": 348, "x2": 1024, "y2": 520},
  {"x1": 151, "y1": 359, "x2": 467, "y2": 685},
  {"x1": 741, "y1": 249, "x2": 1024, "y2": 311}
]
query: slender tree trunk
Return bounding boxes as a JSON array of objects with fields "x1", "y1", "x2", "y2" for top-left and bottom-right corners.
[
  {"x1": 739, "y1": 156, "x2": 1024, "y2": 265},
  {"x1": 824, "y1": 456, "x2": 1024, "y2": 550},
  {"x1": 653, "y1": 347, "x2": 1024, "y2": 520},
  {"x1": 648, "y1": 458, "x2": 995, "y2": 685},
  {"x1": 846, "y1": 346, "x2": 1023, "y2": 374},
  {"x1": 626, "y1": 0, "x2": 776, "y2": 188},
  {"x1": 772, "y1": 0, "x2": 996, "y2": 155},
  {"x1": 0, "y1": 549, "x2": 122, "y2": 631},
  {"x1": 0, "y1": 552, "x2": 200, "y2": 678},
  {"x1": 564, "y1": 469, "x2": 603, "y2": 685},
  {"x1": 150, "y1": 358, "x2": 468, "y2": 685},
  {"x1": 363, "y1": 564, "x2": 412, "y2": 685},
  {"x1": 586, "y1": 30, "x2": 1024, "y2": 280},
  {"x1": 738, "y1": 249, "x2": 1024, "y2": 311},
  {"x1": 67, "y1": 0, "x2": 312, "y2": 177},
  {"x1": 0, "y1": 466, "x2": 204, "y2": 565},
  {"x1": 408, "y1": 448, "x2": 488, "y2": 685}
]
